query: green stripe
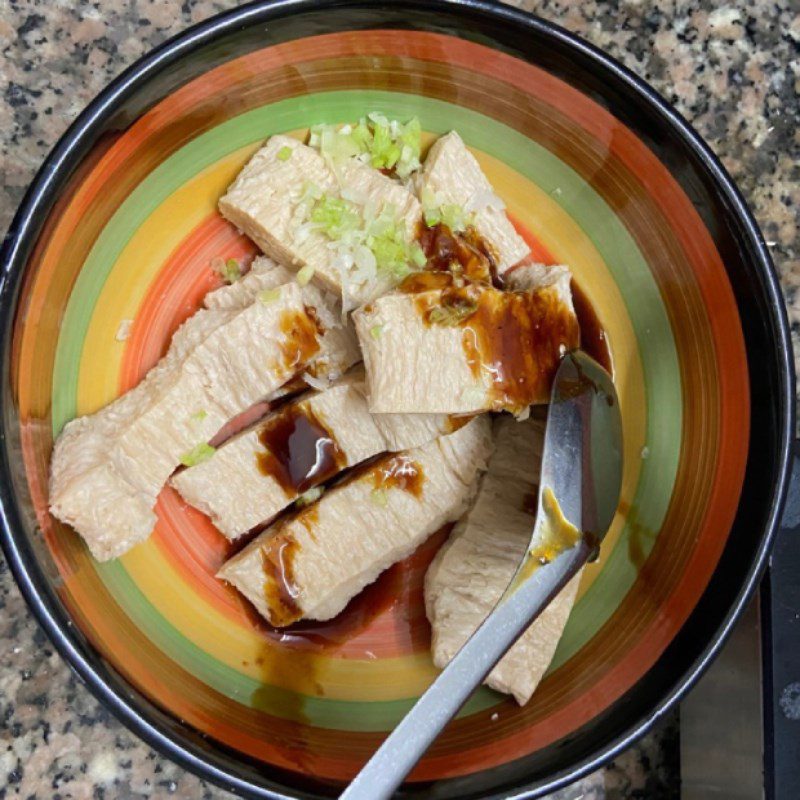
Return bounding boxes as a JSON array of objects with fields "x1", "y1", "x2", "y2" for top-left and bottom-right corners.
[
  {"x1": 98, "y1": 559, "x2": 499, "y2": 729},
  {"x1": 52, "y1": 90, "x2": 681, "y2": 726}
]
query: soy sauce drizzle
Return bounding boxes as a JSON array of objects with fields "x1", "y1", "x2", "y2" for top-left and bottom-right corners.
[
  {"x1": 261, "y1": 531, "x2": 302, "y2": 627},
  {"x1": 571, "y1": 281, "x2": 613, "y2": 375},
  {"x1": 399, "y1": 272, "x2": 580, "y2": 413},
  {"x1": 278, "y1": 307, "x2": 322, "y2": 376},
  {"x1": 371, "y1": 454, "x2": 425, "y2": 497},
  {"x1": 418, "y1": 222, "x2": 500, "y2": 285},
  {"x1": 256, "y1": 404, "x2": 346, "y2": 496}
]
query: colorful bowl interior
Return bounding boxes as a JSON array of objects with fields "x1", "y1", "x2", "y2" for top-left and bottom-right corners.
[{"x1": 2, "y1": 5, "x2": 789, "y2": 799}]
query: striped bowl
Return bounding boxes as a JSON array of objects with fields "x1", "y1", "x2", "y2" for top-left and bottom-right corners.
[{"x1": 0, "y1": 2, "x2": 793, "y2": 798}]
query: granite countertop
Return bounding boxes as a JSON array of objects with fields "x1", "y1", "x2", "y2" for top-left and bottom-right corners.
[{"x1": 0, "y1": 1, "x2": 797, "y2": 798}]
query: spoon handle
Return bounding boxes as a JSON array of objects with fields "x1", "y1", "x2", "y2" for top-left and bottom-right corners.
[{"x1": 340, "y1": 539, "x2": 593, "y2": 800}]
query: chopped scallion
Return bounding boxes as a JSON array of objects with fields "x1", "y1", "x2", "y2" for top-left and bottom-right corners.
[
  {"x1": 258, "y1": 287, "x2": 282, "y2": 305},
  {"x1": 296, "y1": 486, "x2": 324, "y2": 507},
  {"x1": 370, "y1": 488, "x2": 388, "y2": 507},
  {"x1": 296, "y1": 265, "x2": 315, "y2": 286},
  {"x1": 180, "y1": 442, "x2": 215, "y2": 468}
]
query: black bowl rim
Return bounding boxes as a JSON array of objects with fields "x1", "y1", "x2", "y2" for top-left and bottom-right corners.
[{"x1": 0, "y1": 0, "x2": 794, "y2": 798}]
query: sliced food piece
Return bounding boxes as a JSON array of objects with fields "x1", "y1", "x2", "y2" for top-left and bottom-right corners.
[
  {"x1": 171, "y1": 372, "x2": 453, "y2": 539},
  {"x1": 205, "y1": 256, "x2": 361, "y2": 386},
  {"x1": 204, "y1": 255, "x2": 289, "y2": 310},
  {"x1": 505, "y1": 261, "x2": 573, "y2": 298},
  {"x1": 218, "y1": 136, "x2": 422, "y2": 307},
  {"x1": 370, "y1": 411, "x2": 459, "y2": 452},
  {"x1": 417, "y1": 131, "x2": 530, "y2": 274},
  {"x1": 353, "y1": 272, "x2": 579, "y2": 414},
  {"x1": 49, "y1": 283, "x2": 321, "y2": 562},
  {"x1": 424, "y1": 416, "x2": 581, "y2": 705},
  {"x1": 218, "y1": 417, "x2": 493, "y2": 626}
]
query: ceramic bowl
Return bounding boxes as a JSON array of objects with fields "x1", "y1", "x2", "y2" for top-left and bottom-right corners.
[{"x1": 0, "y1": 1, "x2": 793, "y2": 798}]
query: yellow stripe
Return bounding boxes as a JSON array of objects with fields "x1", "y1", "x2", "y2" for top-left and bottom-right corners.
[{"x1": 122, "y1": 538, "x2": 439, "y2": 700}]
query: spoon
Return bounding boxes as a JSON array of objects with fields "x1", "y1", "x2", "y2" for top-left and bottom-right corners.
[{"x1": 340, "y1": 350, "x2": 623, "y2": 800}]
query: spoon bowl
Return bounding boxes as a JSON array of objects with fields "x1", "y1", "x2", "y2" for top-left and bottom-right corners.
[{"x1": 342, "y1": 351, "x2": 623, "y2": 799}]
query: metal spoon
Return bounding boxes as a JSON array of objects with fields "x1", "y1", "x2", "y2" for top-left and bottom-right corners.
[{"x1": 341, "y1": 350, "x2": 623, "y2": 800}]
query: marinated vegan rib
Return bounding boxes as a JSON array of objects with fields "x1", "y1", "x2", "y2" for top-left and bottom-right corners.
[
  {"x1": 424, "y1": 416, "x2": 581, "y2": 705},
  {"x1": 49, "y1": 283, "x2": 321, "y2": 562},
  {"x1": 171, "y1": 372, "x2": 452, "y2": 540},
  {"x1": 353, "y1": 271, "x2": 579, "y2": 415},
  {"x1": 416, "y1": 131, "x2": 530, "y2": 275},
  {"x1": 218, "y1": 417, "x2": 494, "y2": 626},
  {"x1": 219, "y1": 136, "x2": 422, "y2": 307}
]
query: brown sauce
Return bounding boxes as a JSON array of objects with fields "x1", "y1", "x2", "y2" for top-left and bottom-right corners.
[
  {"x1": 522, "y1": 489, "x2": 538, "y2": 516},
  {"x1": 261, "y1": 531, "x2": 303, "y2": 627},
  {"x1": 398, "y1": 270, "x2": 455, "y2": 294},
  {"x1": 256, "y1": 403, "x2": 346, "y2": 496},
  {"x1": 418, "y1": 222, "x2": 498, "y2": 284},
  {"x1": 463, "y1": 284, "x2": 580, "y2": 413},
  {"x1": 258, "y1": 501, "x2": 321, "y2": 628},
  {"x1": 278, "y1": 308, "x2": 321, "y2": 375},
  {"x1": 445, "y1": 414, "x2": 474, "y2": 433},
  {"x1": 618, "y1": 500, "x2": 654, "y2": 574},
  {"x1": 401, "y1": 273, "x2": 580, "y2": 412},
  {"x1": 514, "y1": 487, "x2": 581, "y2": 587},
  {"x1": 371, "y1": 454, "x2": 425, "y2": 498},
  {"x1": 571, "y1": 282, "x2": 613, "y2": 375}
]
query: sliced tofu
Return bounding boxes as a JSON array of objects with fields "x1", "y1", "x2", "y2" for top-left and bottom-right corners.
[
  {"x1": 204, "y1": 256, "x2": 289, "y2": 310},
  {"x1": 219, "y1": 136, "x2": 422, "y2": 306},
  {"x1": 506, "y1": 262, "x2": 573, "y2": 301},
  {"x1": 418, "y1": 131, "x2": 530, "y2": 274},
  {"x1": 50, "y1": 283, "x2": 321, "y2": 562},
  {"x1": 206, "y1": 256, "x2": 361, "y2": 385},
  {"x1": 353, "y1": 275, "x2": 580, "y2": 414},
  {"x1": 371, "y1": 411, "x2": 458, "y2": 452},
  {"x1": 425, "y1": 416, "x2": 581, "y2": 705},
  {"x1": 355, "y1": 289, "x2": 479, "y2": 414},
  {"x1": 171, "y1": 372, "x2": 453, "y2": 540},
  {"x1": 218, "y1": 417, "x2": 493, "y2": 626}
]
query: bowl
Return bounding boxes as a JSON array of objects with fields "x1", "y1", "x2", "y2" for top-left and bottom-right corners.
[{"x1": 0, "y1": 1, "x2": 793, "y2": 797}]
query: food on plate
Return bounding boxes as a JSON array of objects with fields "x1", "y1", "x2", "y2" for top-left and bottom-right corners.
[
  {"x1": 171, "y1": 370, "x2": 452, "y2": 539},
  {"x1": 416, "y1": 131, "x2": 530, "y2": 275},
  {"x1": 49, "y1": 114, "x2": 610, "y2": 706},
  {"x1": 204, "y1": 256, "x2": 361, "y2": 384},
  {"x1": 219, "y1": 135, "x2": 422, "y2": 309},
  {"x1": 353, "y1": 271, "x2": 579, "y2": 414},
  {"x1": 218, "y1": 417, "x2": 493, "y2": 626},
  {"x1": 49, "y1": 283, "x2": 321, "y2": 561},
  {"x1": 425, "y1": 416, "x2": 581, "y2": 705}
]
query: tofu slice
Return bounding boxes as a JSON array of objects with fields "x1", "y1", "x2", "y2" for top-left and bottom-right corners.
[
  {"x1": 50, "y1": 283, "x2": 321, "y2": 561},
  {"x1": 218, "y1": 417, "x2": 493, "y2": 626},
  {"x1": 205, "y1": 255, "x2": 361, "y2": 385},
  {"x1": 204, "y1": 256, "x2": 289, "y2": 310},
  {"x1": 353, "y1": 274, "x2": 579, "y2": 414},
  {"x1": 418, "y1": 131, "x2": 530, "y2": 274},
  {"x1": 505, "y1": 262, "x2": 573, "y2": 300},
  {"x1": 219, "y1": 136, "x2": 422, "y2": 306},
  {"x1": 425, "y1": 416, "x2": 581, "y2": 705},
  {"x1": 171, "y1": 372, "x2": 453, "y2": 540}
]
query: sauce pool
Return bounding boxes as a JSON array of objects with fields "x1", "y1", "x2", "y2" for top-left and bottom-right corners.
[
  {"x1": 256, "y1": 403, "x2": 346, "y2": 496},
  {"x1": 571, "y1": 281, "x2": 613, "y2": 375}
]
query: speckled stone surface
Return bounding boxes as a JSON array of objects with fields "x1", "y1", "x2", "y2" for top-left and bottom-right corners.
[{"x1": 1, "y1": 0, "x2": 796, "y2": 797}]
